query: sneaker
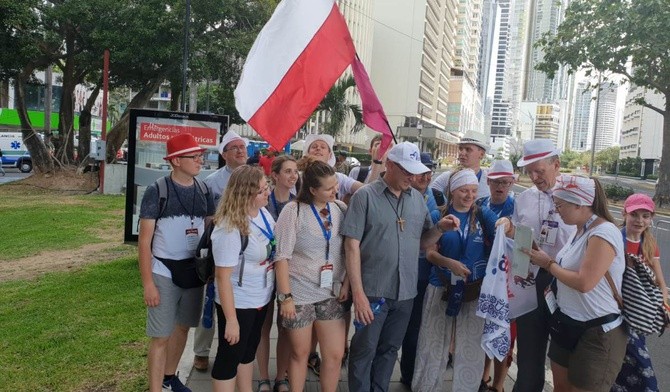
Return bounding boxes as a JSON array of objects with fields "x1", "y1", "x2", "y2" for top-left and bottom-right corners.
[
  {"x1": 193, "y1": 355, "x2": 209, "y2": 371},
  {"x1": 307, "y1": 352, "x2": 321, "y2": 376},
  {"x1": 162, "y1": 374, "x2": 191, "y2": 392}
]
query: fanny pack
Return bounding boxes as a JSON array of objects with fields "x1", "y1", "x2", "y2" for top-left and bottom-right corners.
[
  {"x1": 156, "y1": 257, "x2": 204, "y2": 289},
  {"x1": 549, "y1": 309, "x2": 619, "y2": 351},
  {"x1": 440, "y1": 277, "x2": 484, "y2": 302}
]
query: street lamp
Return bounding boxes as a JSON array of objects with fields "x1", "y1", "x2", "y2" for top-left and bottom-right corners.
[{"x1": 181, "y1": 0, "x2": 191, "y2": 112}]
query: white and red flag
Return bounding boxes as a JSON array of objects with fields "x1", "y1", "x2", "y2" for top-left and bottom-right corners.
[{"x1": 234, "y1": 0, "x2": 356, "y2": 150}]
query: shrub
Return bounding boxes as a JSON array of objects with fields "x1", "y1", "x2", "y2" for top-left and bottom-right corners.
[{"x1": 604, "y1": 183, "x2": 634, "y2": 201}]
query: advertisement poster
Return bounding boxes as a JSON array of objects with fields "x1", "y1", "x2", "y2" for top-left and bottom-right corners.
[{"x1": 124, "y1": 109, "x2": 229, "y2": 242}]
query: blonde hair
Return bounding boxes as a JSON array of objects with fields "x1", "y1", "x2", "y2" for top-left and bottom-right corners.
[
  {"x1": 622, "y1": 213, "x2": 658, "y2": 267},
  {"x1": 214, "y1": 165, "x2": 265, "y2": 236}
]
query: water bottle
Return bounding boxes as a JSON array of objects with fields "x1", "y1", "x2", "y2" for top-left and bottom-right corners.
[
  {"x1": 202, "y1": 282, "x2": 215, "y2": 328},
  {"x1": 354, "y1": 297, "x2": 386, "y2": 330},
  {"x1": 445, "y1": 280, "x2": 464, "y2": 317}
]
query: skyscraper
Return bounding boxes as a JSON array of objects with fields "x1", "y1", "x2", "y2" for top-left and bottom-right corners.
[
  {"x1": 571, "y1": 82, "x2": 592, "y2": 151},
  {"x1": 593, "y1": 82, "x2": 617, "y2": 152}
]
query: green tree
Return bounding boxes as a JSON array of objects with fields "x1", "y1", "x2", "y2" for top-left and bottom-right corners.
[
  {"x1": 314, "y1": 75, "x2": 364, "y2": 137},
  {"x1": 535, "y1": 0, "x2": 670, "y2": 205},
  {"x1": 595, "y1": 146, "x2": 620, "y2": 172},
  {"x1": 560, "y1": 150, "x2": 581, "y2": 169}
]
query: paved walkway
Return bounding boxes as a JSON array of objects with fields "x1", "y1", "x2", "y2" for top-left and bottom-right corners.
[{"x1": 176, "y1": 322, "x2": 553, "y2": 391}]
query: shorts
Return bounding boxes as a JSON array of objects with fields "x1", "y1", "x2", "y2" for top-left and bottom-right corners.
[
  {"x1": 282, "y1": 297, "x2": 346, "y2": 329},
  {"x1": 146, "y1": 273, "x2": 203, "y2": 337},
  {"x1": 548, "y1": 324, "x2": 627, "y2": 392}
]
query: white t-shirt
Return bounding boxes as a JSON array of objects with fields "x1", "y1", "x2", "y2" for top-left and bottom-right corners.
[
  {"x1": 430, "y1": 168, "x2": 490, "y2": 199},
  {"x1": 555, "y1": 221, "x2": 624, "y2": 329},
  {"x1": 211, "y1": 207, "x2": 275, "y2": 309},
  {"x1": 336, "y1": 171, "x2": 356, "y2": 199}
]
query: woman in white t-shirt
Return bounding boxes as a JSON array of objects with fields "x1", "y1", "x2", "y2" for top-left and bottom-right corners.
[
  {"x1": 523, "y1": 176, "x2": 626, "y2": 392},
  {"x1": 275, "y1": 158, "x2": 349, "y2": 392},
  {"x1": 210, "y1": 165, "x2": 275, "y2": 392}
]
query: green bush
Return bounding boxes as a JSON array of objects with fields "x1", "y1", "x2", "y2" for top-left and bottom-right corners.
[
  {"x1": 559, "y1": 168, "x2": 572, "y2": 173},
  {"x1": 604, "y1": 183, "x2": 634, "y2": 201}
]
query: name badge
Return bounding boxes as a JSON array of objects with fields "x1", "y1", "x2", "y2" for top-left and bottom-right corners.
[
  {"x1": 538, "y1": 220, "x2": 559, "y2": 246},
  {"x1": 264, "y1": 263, "x2": 275, "y2": 289},
  {"x1": 320, "y1": 264, "x2": 333, "y2": 288},
  {"x1": 185, "y1": 228, "x2": 199, "y2": 251},
  {"x1": 544, "y1": 286, "x2": 557, "y2": 314}
]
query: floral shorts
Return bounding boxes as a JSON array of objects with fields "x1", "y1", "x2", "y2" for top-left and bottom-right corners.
[{"x1": 281, "y1": 297, "x2": 347, "y2": 329}]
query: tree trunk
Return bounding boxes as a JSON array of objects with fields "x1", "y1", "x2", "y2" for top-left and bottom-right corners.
[
  {"x1": 654, "y1": 105, "x2": 670, "y2": 207},
  {"x1": 56, "y1": 50, "x2": 77, "y2": 164},
  {"x1": 78, "y1": 85, "x2": 101, "y2": 160},
  {"x1": 15, "y1": 70, "x2": 54, "y2": 174},
  {"x1": 105, "y1": 78, "x2": 163, "y2": 162}
]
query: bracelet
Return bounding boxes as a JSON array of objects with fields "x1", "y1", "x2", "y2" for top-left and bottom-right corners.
[{"x1": 373, "y1": 159, "x2": 383, "y2": 164}]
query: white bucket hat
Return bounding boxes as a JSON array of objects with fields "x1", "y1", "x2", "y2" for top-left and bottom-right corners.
[
  {"x1": 487, "y1": 160, "x2": 518, "y2": 180},
  {"x1": 516, "y1": 139, "x2": 560, "y2": 167},
  {"x1": 387, "y1": 142, "x2": 430, "y2": 175},
  {"x1": 218, "y1": 130, "x2": 249, "y2": 155},
  {"x1": 458, "y1": 130, "x2": 490, "y2": 152},
  {"x1": 304, "y1": 134, "x2": 335, "y2": 167}
]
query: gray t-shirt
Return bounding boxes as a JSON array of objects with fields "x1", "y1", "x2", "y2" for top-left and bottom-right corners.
[
  {"x1": 204, "y1": 165, "x2": 234, "y2": 206},
  {"x1": 140, "y1": 176, "x2": 216, "y2": 278},
  {"x1": 340, "y1": 178, "x2": 433, "y2": 300}
]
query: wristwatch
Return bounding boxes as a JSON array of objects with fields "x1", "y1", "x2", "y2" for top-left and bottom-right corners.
[
  {"x1": 277, "y1": 293, "x2": 293, "y2": 303},
  {"x1": 373, "y1": 159, "x2": 383, "y2": 164}
]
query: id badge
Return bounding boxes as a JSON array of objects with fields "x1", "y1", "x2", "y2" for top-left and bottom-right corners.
[
  {"x1": 544, "y1": 286, "x2": 557, "y2": 314},
  {"x1": 185, "y1": 228, "x2": 199, "y2": 251},
  {"x1": 320, "y1": 264, "x2": 333, "y2": 288},
  {"x1": 264, "y1": 263, "x2": 275, "y2": 288},
  {"x1": 538, "y1": 220, "x2": 559, "y2": 246}
]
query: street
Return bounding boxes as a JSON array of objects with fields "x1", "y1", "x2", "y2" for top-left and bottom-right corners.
[{"x1": 0, "y1": 168, "x2": 31, "y2": 184}]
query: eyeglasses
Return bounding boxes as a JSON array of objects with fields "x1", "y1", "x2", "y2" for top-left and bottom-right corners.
[
  {"x1": 490, "y1": 179, "x2": 513, "y2": 187},
  {"x1": 180, "y1": 153, "x2": 205, "y2": 161},
  {"x1": 393, "y1": 162, "x2": 413, "y2": 177},
  {"x1": 257, "y1": 185, "x2": 270, "y2": 195},
  {"x1": 224, "y1": 145, "x2": 246, "y2": 153},
  {"x1": 417, "y1": 172, "x2": 432, "y2": 179}
]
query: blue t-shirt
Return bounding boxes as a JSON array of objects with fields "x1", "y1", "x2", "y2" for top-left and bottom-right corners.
[
  {"x1": 429, "y1": 205, "x2": 498, "y2": 287},
  {"x1": 418, "y1": 188, "x2": 442, "y2": 281},
  {"x1": 477, "y1": 195, "x2": 514, "y2": 219}
]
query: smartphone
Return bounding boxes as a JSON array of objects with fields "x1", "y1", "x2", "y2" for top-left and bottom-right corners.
[{"x1": 513, "y1": 225, "x2": 533, "y2": 276}]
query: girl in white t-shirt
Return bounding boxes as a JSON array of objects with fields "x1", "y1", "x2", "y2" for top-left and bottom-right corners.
[
  {"x1": 210, "y1": 166, "x2": 275, "y2": 392},
  {"x1": 522, "y1": 176, "x2": 626, "y2": 392}
]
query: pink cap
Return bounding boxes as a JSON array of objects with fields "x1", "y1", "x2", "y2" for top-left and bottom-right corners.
[{"x1": 624, "y1": 193, "x2": 655, "y2": 213}]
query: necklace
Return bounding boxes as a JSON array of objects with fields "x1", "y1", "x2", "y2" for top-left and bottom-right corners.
[{"x1": 384, "y1": 191, "x2": 405, "y2": 231}]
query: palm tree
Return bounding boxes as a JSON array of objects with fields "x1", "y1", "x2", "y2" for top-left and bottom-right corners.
[{"x1": 314, "y1": 75, "x2": 364, "y2": 137}]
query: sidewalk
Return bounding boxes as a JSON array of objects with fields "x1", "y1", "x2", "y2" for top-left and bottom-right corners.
[{"x1": 178, "y1": 322, "x2": 553, "y2": 391}]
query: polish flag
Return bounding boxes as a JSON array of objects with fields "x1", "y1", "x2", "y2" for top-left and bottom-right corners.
[
  {"x1": 351, "y1": 56, "x2": 395, "y2": 159},
  {"x1": 235, "y1": 0, "x2": 355, "y2": 150}
]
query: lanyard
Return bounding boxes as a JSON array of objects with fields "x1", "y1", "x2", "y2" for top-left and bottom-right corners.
[
  {"x1": 570, "y1": 214, "x2": 598, "y2": 245},
  {"x1": 621, "y1": 228, "x2": 643, "y2": 256},
  {"x1": 270, "y1": 190, "x2": 294, "y2": 216},
  {"x1": 251, "y1": 209, "x2": 276, "y2": 259},
  {"x1": 482, "y1": 197, "x2": 506, "y2": 218},
  {"x1": 476, "y1": 169, "x2": 482, "y2": 183},
  {"x1": 170, "y1": 176, "x2": 196, "y2": 226},
  {"x1": 310, "y1": 203, "x2": 332, "y2": 262},
  {"x1": 457, "y1": 214, "x2": 471, "y2": 251}
]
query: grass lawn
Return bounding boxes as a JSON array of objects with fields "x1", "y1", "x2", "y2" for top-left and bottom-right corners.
[
  {"x1": 0, "y1": 183, "x2": 149, "y2": 391},
  {"x1": 0, "y1": 257, "x2": 148, "y2": 391}
]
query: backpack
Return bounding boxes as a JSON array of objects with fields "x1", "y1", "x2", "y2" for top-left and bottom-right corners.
[
  {"x1": 195, "y1": 223, "x2": 249, "y2": 285},
  {"x1": 605, "y1": 253, "x2": 670, "y2": 336},
  {"x1": 356, "y1": 166, "x2": 370, "y2": 183},
  {"x1": 432, "y1": 188, "x2": 446, "y2": 207}
]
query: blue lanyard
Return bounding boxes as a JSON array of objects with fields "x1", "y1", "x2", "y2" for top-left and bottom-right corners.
[
  {"x1": 310, "y1": 203, "x2": 332, "y2": 262},
  {"x1": 270, "y1": 190, "x2": 295, "y2": 216},
  {"x1": 457, "y1": 215, "x2": 471, "y2": 251},
  {"x1": 251, "y1": 209, "x2": 276, "y2": 259},
  {"x1": 476, "y1": 169, "x2": 482, "y2": 183}
]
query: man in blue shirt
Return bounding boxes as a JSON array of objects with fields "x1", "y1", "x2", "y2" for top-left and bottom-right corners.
[{"x1": 477, "y1": 159, "x2": 516, "y2": 218}]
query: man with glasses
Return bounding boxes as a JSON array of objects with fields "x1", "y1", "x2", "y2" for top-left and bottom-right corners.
[
  {"x1": 138, "y1": 133, "x2": 215, "y2": 392},
  {"x1": 342, "y1": 142, "x2": 459, "y2": 392},
  {"x1": 497, "y1": 139, "x2": 576, "y2": 392},
  {"x1": 192, "y1": 130, "x2": 249, "y2": 371},
  {"x1": 477, "y1": 160, "x2": 517, "y2": 218}
]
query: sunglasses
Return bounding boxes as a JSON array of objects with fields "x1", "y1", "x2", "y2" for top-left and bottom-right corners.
[{"x1": 319, "y1": 207, "x2": 332, "y2": 231}]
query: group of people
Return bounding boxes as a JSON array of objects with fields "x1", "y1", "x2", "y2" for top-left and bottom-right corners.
[{"x1": 139, "y1": 128, "x2": 667, "y2": 392}]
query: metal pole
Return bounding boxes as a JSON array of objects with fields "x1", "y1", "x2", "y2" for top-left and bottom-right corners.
[
  {"x1": 589, "y1": 74, "x2": 602, "y2": 178},
  {"x1": 100, "y1": 49, "x2": 109, "y2": 193},
  {"x1": 181, "y1": 0, "x2": 190, "y2": 112},
  {"x1": 44, "y1": 66, "x2": 52, "y2": 133}
]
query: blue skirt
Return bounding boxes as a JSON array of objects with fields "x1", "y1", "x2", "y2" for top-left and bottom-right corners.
[{"x1": 611, "y1": 330, "x2": 658, "y2": 392}]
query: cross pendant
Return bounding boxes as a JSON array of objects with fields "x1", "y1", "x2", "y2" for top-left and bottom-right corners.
[{"x1": 397, "y1": 217, "x2": 405, "y2": 232}]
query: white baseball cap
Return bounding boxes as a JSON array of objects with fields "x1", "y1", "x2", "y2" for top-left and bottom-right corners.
[
  {"x1": 387, "y1": 142, "x2": 430, "y2": 175},
  {"x1": 516, "y1": 139, "x2": 560, "y2": 167},
  {"x1": 304, "y1": 134, "x2": 335, "y2": 167},
  {"x1": 218, "y1": 130, "x2": 249, "y2": 155}
]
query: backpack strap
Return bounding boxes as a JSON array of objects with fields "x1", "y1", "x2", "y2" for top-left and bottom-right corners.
[
  {"x1": 237, "y1": 233, "x2": 249, "y2": 287},
  {"x1": 156, "y1": 176, "x2": 169, "y2": 219},
  {"x1": 605, "y1": 271, "x2": 624, "y2": 310},
  {"x1": 356, "y1": 166, "x2": 370, "y2": 183}
]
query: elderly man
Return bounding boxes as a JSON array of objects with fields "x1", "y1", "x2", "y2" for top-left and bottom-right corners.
[
  {"x1": 342, "y1": 142, "x2": 459, "y2": 392},
  {"x1": 192, "y1": 130, "x2": 249, "y2": 371},
  {"x1": 430, "y1": 130, "x2": 490, "y2": 199},
  {"x1": 499, "y1": 139, "x2": 576, "y2": 392}
]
